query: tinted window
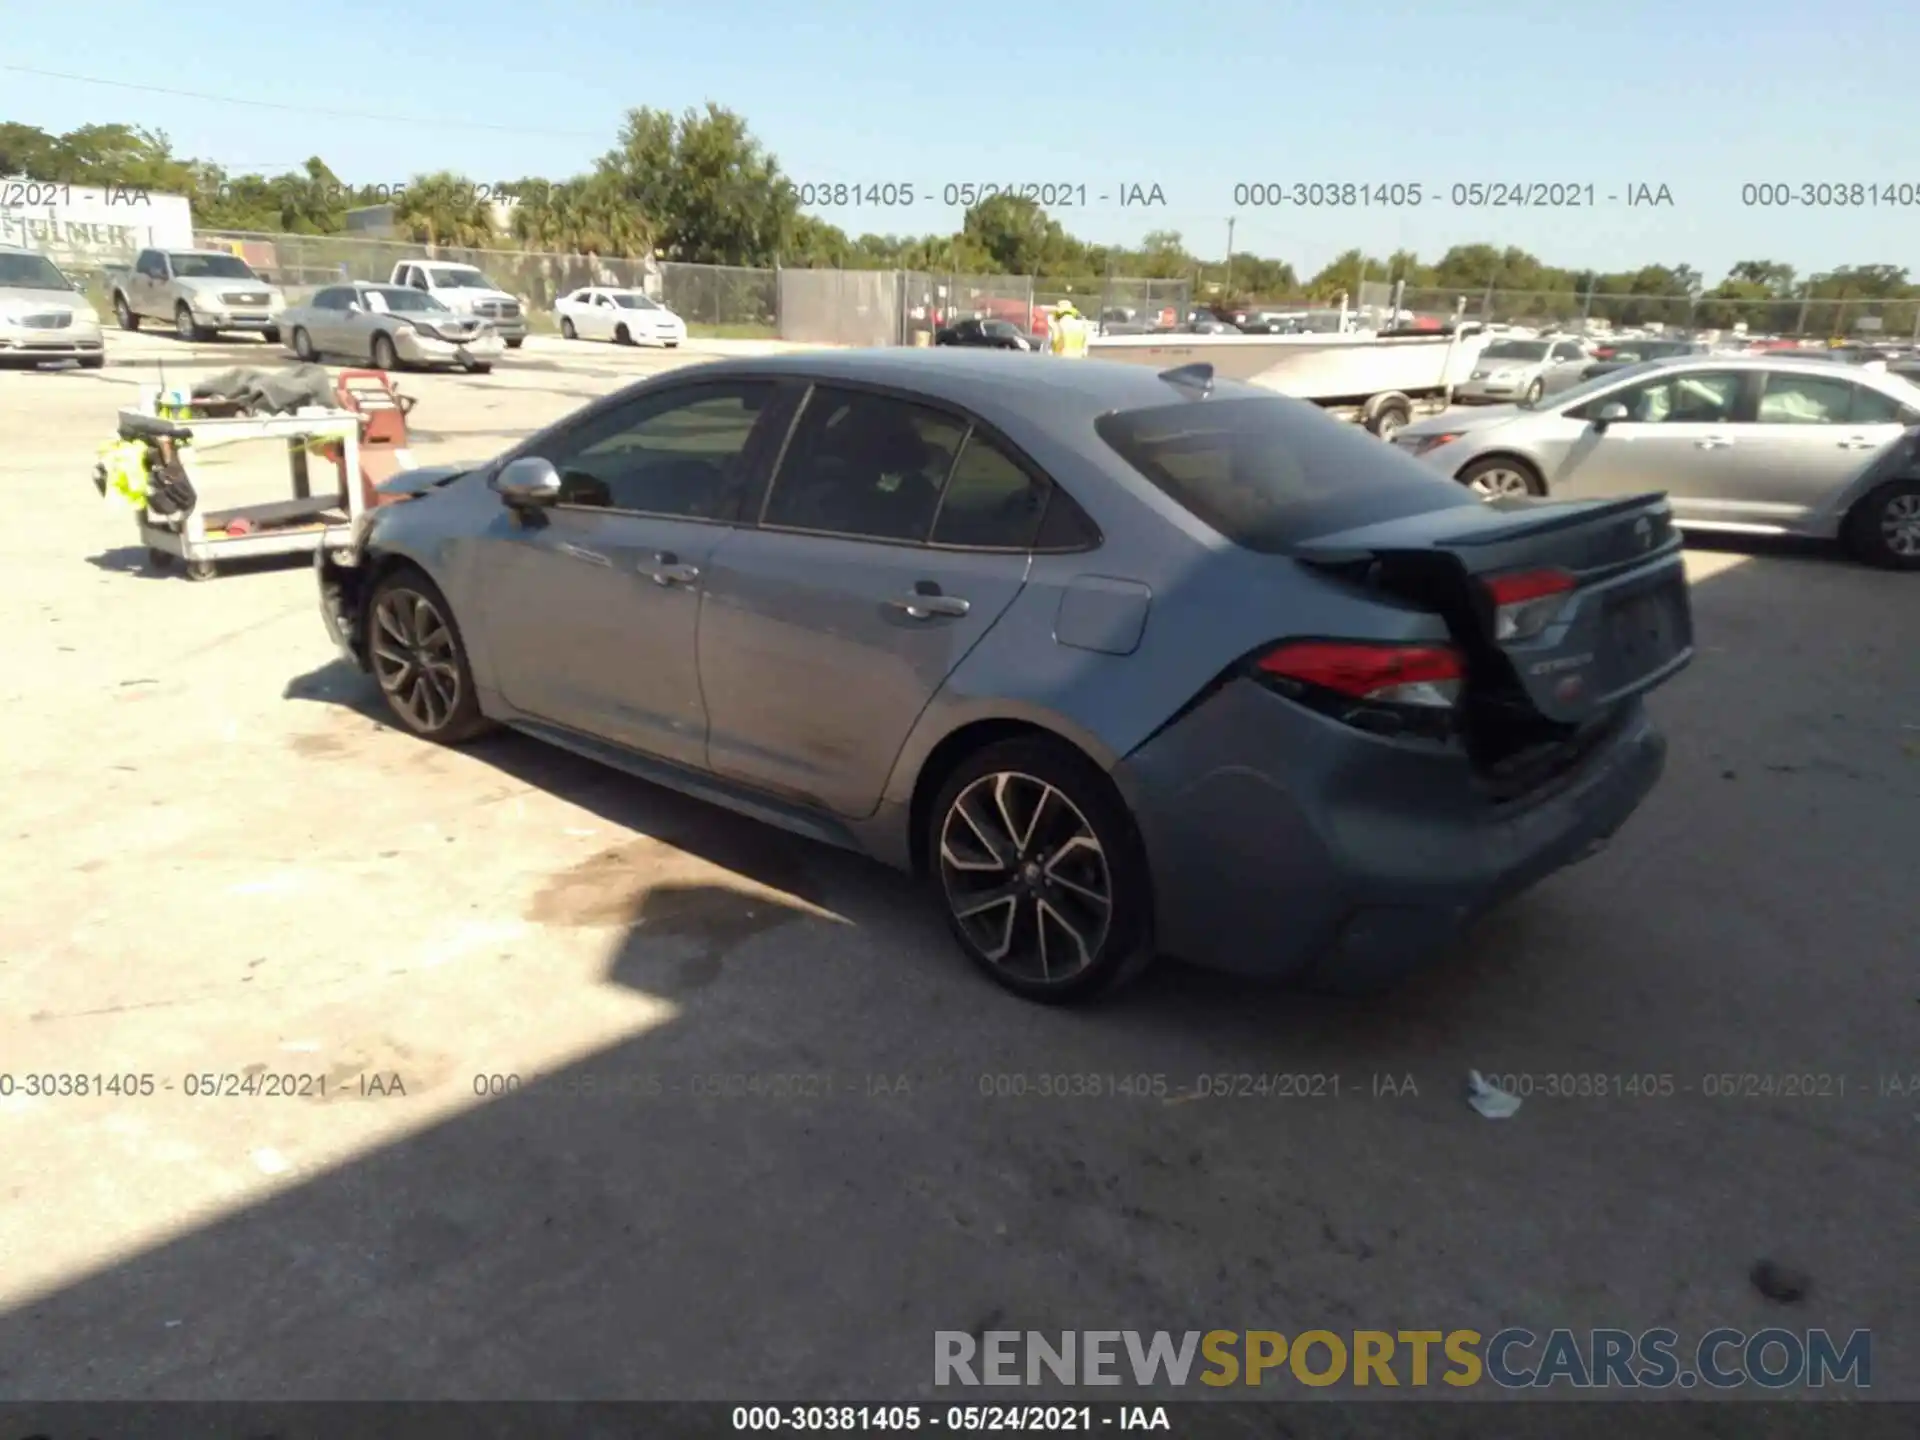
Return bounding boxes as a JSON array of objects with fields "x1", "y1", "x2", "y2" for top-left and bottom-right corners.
[
  {"x1": 312, "y1": 288, "x2": 346, "y2": 310},
  {"x1": 1551, "y1": 342, "x2": 1584, "y2": 361},
  {"x1": 762, "y1": 387, "x2": 968, "y2": 542},
  {"x1": 1034, "y1": 485, "x2": 1100, "y2": 551},
  {"x1": 1482, "y1": 340, "x2": 1551, "y2": 360},
  {"x1": 543, "y1": 382, "x2": 776, "y2": 518},
  {"x1": 1095, "y1": 395, "x2": 1474, "y2": 554},
  {"x1": 1609, "y1": 370, "x2": 1743, "y2": 423},
  {"x1": 1756, "y1": 372, "x2": 1855, "y2": 424},
  {"x1": 1851, "y1": 383, "x2": 1920, "y2": 426},
  {"x1": 931, "y1": 431, "x2": 1048, "y2": 548},
  {"x1": 169, "y1": 253, "x2": 255, "y2": 279}
]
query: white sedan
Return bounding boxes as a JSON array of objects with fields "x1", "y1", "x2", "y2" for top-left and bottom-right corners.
[{"x1": 554, "y1": 287, "x2": 686, "y2": 347}]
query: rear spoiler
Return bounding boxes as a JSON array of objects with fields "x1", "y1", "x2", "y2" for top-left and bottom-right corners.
[{"x1": 1294, "y1": 493, "x2": 1674, "y2": 567}]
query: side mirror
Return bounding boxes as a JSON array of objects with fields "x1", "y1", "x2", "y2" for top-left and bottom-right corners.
[
  {"x1": 492, "y1": 456, "x2": 562, "y2": 508},
  {"x1": 1593, "y1": 402, "x2": 1629, "y2": 427}
]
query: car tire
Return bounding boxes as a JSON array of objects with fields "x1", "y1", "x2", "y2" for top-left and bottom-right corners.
[
  {"x1": 371, "y1": 333, "x2": 399, "y2": 372},
  {"x1": 80, "y1": 354, "x2": 106, "y2": 370},
  {"x1": 614, "y1": 323, "x2": 631, "y2": 346},
  {"x1": 364, "y1": 565, "x2": 493, "y2": 744},
  {"x1": 467, "y1": 363, "x2": 493, "y2": 374},
  {"x1": 1457, "y1": 455, "x2": 1546, "y2": 499},
  {"x1": 560, "y1": 317, "x2": 577, "y2": 340},
  {"x1": 504, "y1": 337, "x2": 524, "y2": 350},
  {"x1": 174, "y1": 304, "x2": 203, "y2": 342},
  {"x1": 263, "y1": 327, "x2": 280, "y2": 345},
  {"x1": 292, "y1": 327, "x2": 317, "y2": 362},
  {"x1": 1844, "y1": 479, "x2": 1920, "y2": 570},
  {"x1": 928, "y1": 735, "x2": 1155, "y2": 1005},
  {"x1": 1523, "y1": 377, "x2": 1545, "y2": 404},
  {"x1": 113, "y1": 293, "x2": 139, "y2": 331},
  {"x1": 186, "y1": 559, "x2": 217, "y2": 582}
]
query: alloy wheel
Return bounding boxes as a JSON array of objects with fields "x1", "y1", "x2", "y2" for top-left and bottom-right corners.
[
  {"x1": 370, "y1": 587, "x2": 463, "y2": 732},
  {"x1": 1881, "y1": 492, "x2": 1920, "y2": 557},
  {"x1": 1469, "y1": 466, "x2": 1534, "y2": 499},
  {"x1": 938, "y1": 771, "x2": 1113, "y2": 985}
]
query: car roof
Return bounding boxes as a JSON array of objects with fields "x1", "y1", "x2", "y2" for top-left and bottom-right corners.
[
  {"x1": 684, "y1": 347, "x2": 1261, "y2": 418},
  {"x1": 164, "y1": 248, "x2": 240, "y2": 256}
]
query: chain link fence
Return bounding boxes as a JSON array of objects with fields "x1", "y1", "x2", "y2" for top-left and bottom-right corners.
[
  {"x1": 1094, "y1": 277, "x2": 1192, "y2": 334},
  {"x1": 192, "y1": 230, "x2": 782, "y2": 335}
]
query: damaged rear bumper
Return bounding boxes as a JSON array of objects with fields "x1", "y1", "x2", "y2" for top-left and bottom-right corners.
[{"x1": 1111, "y1": 678, "x2": 1668, "y2": 989}]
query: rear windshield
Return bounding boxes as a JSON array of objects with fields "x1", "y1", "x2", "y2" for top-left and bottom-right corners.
[{"x1": 1095, "y1": 395, "x2": 1476, "y2": 553}]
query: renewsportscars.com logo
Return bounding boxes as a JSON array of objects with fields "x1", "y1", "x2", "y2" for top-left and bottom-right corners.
[{"x1": 935, "y1": 1328, "x2": 1872, "y2": 1390}]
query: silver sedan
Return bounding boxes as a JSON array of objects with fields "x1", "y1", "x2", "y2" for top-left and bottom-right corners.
[
  {"x1": 1453, "y1": 336, "x2": 1593, "y2": 405},
  {"x1": 1398, "y1": 353, "x2": 1920, "y2": 568},
  {"x1": 281, "y1": 283, "x2": 504, "y2": 373}
]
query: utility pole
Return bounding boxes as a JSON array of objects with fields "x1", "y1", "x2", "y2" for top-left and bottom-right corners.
[{"x1": 1225, "y1": 216, "x2": 1235, "y2": 294}]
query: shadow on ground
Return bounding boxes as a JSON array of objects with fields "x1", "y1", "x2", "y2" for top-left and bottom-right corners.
[
  {"x1": 1, "y1": 540, "x2": 1912, "y2": 1424},
  {"x1": 87, "y1": 545, "x2": 321, "y2": 584}
]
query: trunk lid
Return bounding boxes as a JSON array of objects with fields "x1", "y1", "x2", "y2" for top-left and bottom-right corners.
[{"x1": 1294, "y1": 492, "x2": 1693, "y2": 763}]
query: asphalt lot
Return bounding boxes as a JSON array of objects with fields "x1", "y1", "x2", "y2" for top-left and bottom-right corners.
[{"x1": 0, "y1": 330, "x2": 1914, "y2": 1422}]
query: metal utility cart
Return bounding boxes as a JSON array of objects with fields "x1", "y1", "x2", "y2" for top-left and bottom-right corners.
[{"x1": 125, "y1": 394, "x2": 364, "y2": 582}]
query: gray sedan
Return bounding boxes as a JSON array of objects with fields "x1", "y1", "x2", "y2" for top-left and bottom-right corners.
[
  {"x1": 317, "y1": 350, "x2": 1690, "y2": 1002},
  {"x1": 281, "y1": 283, "x2": 504, "y2": 373},
  {"x1": 1401, "y1": 353, "x2": 1920, "y2": 568}
]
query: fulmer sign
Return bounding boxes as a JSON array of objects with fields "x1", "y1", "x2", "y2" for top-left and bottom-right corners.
[{"x1": 0, "y1": 180, "x2": 194, "y2": 269}]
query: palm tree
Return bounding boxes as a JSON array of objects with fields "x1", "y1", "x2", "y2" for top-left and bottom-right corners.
[{"x1": 394, "y1": 171, "x2": 496, "y2": 249}]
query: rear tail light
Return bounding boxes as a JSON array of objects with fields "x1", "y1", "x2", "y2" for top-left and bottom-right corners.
[
  {"x1": 1256, "y1": 641, "x2": 1467, "y2": 736},
  {"x1": 1405, "y1": 431, "x2": 1462, "y2": 455},
  {"x1": 1484, "y1": 567, "x2": 1576, "y2": 641}
]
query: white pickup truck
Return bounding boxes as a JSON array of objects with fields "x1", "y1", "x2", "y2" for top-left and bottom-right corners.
[{"x1": 388, "y1": 261, "x2": 527, "y2": 347}]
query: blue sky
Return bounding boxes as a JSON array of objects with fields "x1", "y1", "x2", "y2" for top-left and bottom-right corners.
[{"x1": 5, "y1": 0, "x2": 1915, "y2": 280}]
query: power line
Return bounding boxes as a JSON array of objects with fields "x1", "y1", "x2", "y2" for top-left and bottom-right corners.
[{"x1": 1, "y1": 65, "x2": 606, "y2": 139}]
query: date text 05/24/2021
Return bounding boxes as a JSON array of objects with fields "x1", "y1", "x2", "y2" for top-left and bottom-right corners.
[
  {"x1": 1225, "y1": 181, "x2": 1674, "y2": 208},
  {"x1": 790, "y1": 182, "x2": 1167, "y2": 208}
]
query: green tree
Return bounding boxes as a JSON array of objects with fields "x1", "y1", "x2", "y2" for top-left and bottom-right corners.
[
  {"x1": 596, "y1": 104, "x2": 795, "y2": 266},
  {"x1": 393, "y1": 171, "x2": 497, "y2": 247},
  {"x1": 0, "y1": 123, "x2": 62, "y2": 178}
]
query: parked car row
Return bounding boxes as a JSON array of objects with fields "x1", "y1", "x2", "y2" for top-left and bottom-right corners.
[{"x1": 3, "y1": 241, "x2": 696, "y2": 376}]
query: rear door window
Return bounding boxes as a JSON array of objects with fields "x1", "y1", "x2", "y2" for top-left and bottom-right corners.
[
  {"x1": 761, "y1": 386, "x2": 969, "y2": 543},
  {"x1": 1094, "y1": 395, "x2": 1474, "y2": 554},
  {"x1": 1841, "y1": 381, "x2": 1920, "y2": 426},
  {"x1": 930, "y1": 430, "x2": 1049, "y2": 549},
  {"x1": 1755, "y1": 372, "x2": 1854, "y2": 424}
]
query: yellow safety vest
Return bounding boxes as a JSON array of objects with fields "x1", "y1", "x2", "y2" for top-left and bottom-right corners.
[
  {"x1": 96, "y1": 439, "x2": 152, "y2": 508},
  {"x1": 1050, "y1": 316, "x2": 1088, "y2": 357}
]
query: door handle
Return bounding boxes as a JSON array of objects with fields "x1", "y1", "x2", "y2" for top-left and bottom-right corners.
[
  {"x1": 641, "y1": 551, "x2": 700, "y2": 586},
  {"x1": 889, "y1": 588, "x2": 971, "y2": 619},
  {"x1": 558, "y1": 542, "x2": 611, "y2": 566},
  {"x1": 1694, "y1": 436, "x2": 1734, "y2": 449},
  {"x1": 1837, "y1": 436, "x2": 1879, "y2": 450}
]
